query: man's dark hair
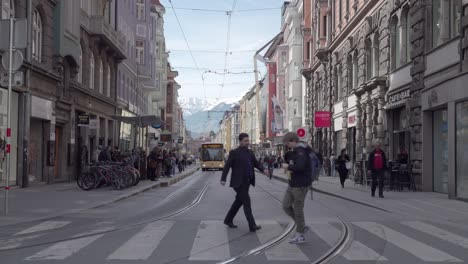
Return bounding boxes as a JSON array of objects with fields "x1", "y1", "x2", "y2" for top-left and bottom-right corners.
[
  {"x1": 283, "y1": 132, "x2": 299, "y2": 144},
  {"x1": 239, "y1": 133, "x2": 249, "y2": 141}
]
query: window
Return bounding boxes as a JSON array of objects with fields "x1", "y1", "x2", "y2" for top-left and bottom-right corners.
[
  {"x1": 107, "y1": 65, "x2": 111, "y2": 97},
  {"x1": 323, "y1": 15, "x2": 327, "y2": 37},
  {"x1": 353, "y1": 51, "x2": 358, "y2": 88},
  {"x1": 78, "y1": 46, "x2": 83, "y2": 83},
  {"x1": 403, "y1": 7, "x2": 411, "y2": 63},
  {"x1": 365, "y1": 39, "x2": 373, "y2": 80},
  {"x1": 1, "y1": 0, "x2": 14, "y2": 19},
  {"x1": 32, "y1": 9, "x2": 43, "y2": 62},
  {"x1": 99, "y1": 60, "x2": 103, "y2": 93},
  {"x1": 136, "y1": 0, "x2": 145, "y2": 21},
  {"x1": 347, "y1": 55, "x2": 352, "y2": 93},
  {"x1": 136, "y1": 40, "x2": 145, "y2": 64},
  {"x1": 89, "y1": 52, "x2": 95, "y2": 90},
  {"x1": 432, "y1": 0, "x2": 461, "y2": 47},
  {"x1": 391, "y1": 17, "x2": 401, "y2": 70},
  {"x1": 374, "y1": 35, "x2": 380, "y2": 76},
  {"x1": 336, "y1": 65, "x2": 342, "y2": 100},
  {"x1": 306, "y1": 41, "x2": 311, "y2": 60},
  {"x1": 338, "y1": 0, "x2": 342, "y2": 23}
]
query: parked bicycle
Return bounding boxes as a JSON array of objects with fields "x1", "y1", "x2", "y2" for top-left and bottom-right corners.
[
  {"x1": 77, "y1": 155, "x2": 140, "y2": 191},
  {"x1": 354, "y1": 161, "x2": 364, "y2": 186}
]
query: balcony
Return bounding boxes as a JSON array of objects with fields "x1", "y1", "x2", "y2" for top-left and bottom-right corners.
[{"x1": 89, "y1": 16, "x2": 126, "y2": 60}]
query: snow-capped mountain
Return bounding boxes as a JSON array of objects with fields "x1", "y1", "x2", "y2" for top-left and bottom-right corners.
[
  {"x1": 180, "y1": 96, "x2": 241, "y2": 137},
  {"x1": 178, "y1": 97, "x2": 217, "y2": 117}
]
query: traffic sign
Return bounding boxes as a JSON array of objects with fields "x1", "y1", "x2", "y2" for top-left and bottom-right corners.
[
  {"x1": 296, "y1": 127, "x2": 307, "y2": 138},
  {"x1": 1, "y1": 49, "x2": 23, "y2": 71}
]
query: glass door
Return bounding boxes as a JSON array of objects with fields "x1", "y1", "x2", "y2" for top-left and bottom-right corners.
[{"x1": 433, "y1": 109, "x2": 449, "y2": 193}]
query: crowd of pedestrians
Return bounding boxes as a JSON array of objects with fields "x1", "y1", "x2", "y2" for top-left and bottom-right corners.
[{"x1": 147, "y1": 147, "x2": 192, "y2": 182}]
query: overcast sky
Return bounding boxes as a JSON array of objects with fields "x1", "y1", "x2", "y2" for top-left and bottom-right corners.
[{"x1": 161, "y1": 0, "x2": 285, "y2": 100}]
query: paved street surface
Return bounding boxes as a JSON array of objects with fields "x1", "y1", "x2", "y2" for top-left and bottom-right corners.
[{"x1": 0, "y1": 169, "x2": 467, "y2": 263}]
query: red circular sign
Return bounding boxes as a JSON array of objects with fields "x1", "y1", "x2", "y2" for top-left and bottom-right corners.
[{"x1": 296, "y1": 128, "x2": 306, "y2": 138}]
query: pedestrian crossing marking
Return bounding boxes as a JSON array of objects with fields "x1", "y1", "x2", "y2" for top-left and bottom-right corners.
[
  {"x1": 354, "y1": 221, "x2": 462, "y2": 262},
  {"x1": 256, "y1": 220, "x2": 308, "y2": 261},
  {"x1": 15, "y1": 221, "x2": 71, "y2": 235},
  {"x1": 107, "y1": 221, "x2": 174, "y2": 260},
  {"x1": 0, "y1": 234, "x2": 42, "y2": 250},
  {"x1": 343, "y1": 241, "x2": 388, "y2": 261},
  {"x1": 310, "y1": 222, "x2": 386, "y2": 261},
  {"x1": 402, "y1": 221, "x2": 468, "y2": 249},
  {"x1": 25, "y1": 235, "x2": 103, "y2": 260},
  {"x1": 189, "y1": 220, "x2": 230, "y2": 261},
  {"x1": 24, "y1": 227, "x2": 114, "y2": 260}
]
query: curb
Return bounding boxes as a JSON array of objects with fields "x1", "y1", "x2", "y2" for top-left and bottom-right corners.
[{"x1": 0, "y1": 167, "x2": 200, "y2": 227}]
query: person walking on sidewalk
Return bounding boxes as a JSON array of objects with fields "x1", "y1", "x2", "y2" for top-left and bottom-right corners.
[
  {"x1": 221, "y1": 133, "x2": 269, "y2": 232},
  {"x1": 281, "y1": 132, "x2": 313, "y2": 244},
  {"x1": 316, "y1": 152, "x2": 323, "y2": 180},
  {"x1": 337, "y1": 149, "x2": 350, "y2": 188},
  {"x1": 330, "y1": 152, "x2": 336, "y2": 177},
  {"x1": 368, "y1": 141, "x2": 388, "y2": 198}
]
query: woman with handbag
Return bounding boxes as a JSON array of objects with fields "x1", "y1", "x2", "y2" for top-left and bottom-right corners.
[{"x1": 337, "y1": 148, "x2": 350, "y2": 188}]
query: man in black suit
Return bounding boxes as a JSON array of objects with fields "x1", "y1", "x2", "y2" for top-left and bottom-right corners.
[{"x1": 221, "y1": 133, "x2": 269, "y2": 232}]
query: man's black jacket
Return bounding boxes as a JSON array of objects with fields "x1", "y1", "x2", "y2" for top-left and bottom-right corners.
[{"x1": 221, "y1": 147, "x2": 264, "y2": 188}]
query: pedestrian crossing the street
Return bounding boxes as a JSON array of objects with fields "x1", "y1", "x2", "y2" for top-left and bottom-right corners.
[{"x1": 1, "y1": 219, "x2": 468, "y2": 262}]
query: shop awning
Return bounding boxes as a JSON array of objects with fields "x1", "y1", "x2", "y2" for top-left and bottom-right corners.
[
  {"x1": 111, "y1": 115, "x2": 165, "y2": 128},
  {"x1": 384, "y1": 99, "x2": 407, "y2": 110}
]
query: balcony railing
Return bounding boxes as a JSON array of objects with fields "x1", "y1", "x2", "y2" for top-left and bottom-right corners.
[{"x1": 89, "y1": 16, "x2": 126, "y2": 60}]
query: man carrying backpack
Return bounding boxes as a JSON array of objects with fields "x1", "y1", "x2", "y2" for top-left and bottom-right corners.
[{"x1": 282, "y1": 132, "x2": 314, "y2": 244}]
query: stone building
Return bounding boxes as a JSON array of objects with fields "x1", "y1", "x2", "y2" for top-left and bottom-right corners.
[{"x1": 303, "y1": 0, "x2": 468, "y2": 199}]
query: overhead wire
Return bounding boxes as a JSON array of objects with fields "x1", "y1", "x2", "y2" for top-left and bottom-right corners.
[
  {"x1": 219, "y1": 0, "x2": 238, "y2": 99},
  {"x1": 166, "y1": 7, "x2": 280, "y2": 13},
  {"x1": 167, "y1": 0, "x2": 206, "y2": 100}
]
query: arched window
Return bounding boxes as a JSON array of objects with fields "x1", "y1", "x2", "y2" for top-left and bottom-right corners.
[
  {"x1": 32, "y1": 9, "x2": 43, "y2": 62},
  {"x1": 89, "y1": 52, "x2": 95, "y2": 89},
  {"x1": 1, "y1": 0, "x2": 14, "y2": 19},
  {"x1": 402, "y1": 6, "x2": 411, "y2": 63},
  {"x1": 391, "y1": 16, "x2": 401, "y2": 70},
  {"x1": 78, "y1": 46, "x2": 83, "y2": 83},
  {"x1": 106, "y1": 64, "x2": 111, "y2": 97},
  {"x1": 99, "y1": 59, "x2": 103, "y2": 93}
]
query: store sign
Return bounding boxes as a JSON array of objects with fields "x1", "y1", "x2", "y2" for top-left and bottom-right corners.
[
  {"x1": 158, "y1": 142, "x2": 164, "y2": 147},
  {"x1": 388, "y1": 89, "x2": 410, "y2": 104},
  {"x1": 160, "y1": 134, "x2": 172, "y2": 142},
  {"x1": 77, "y1": 113, "x2": 90, "y2": 127},
  {"x1": 315, "y1": 111, "x2": 331, "y2": 128}
]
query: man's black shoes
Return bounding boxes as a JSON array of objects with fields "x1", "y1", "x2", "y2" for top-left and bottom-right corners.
[
  {"x1": 224, "y1": 222, "x2": 238, "y2": 228},
  {"x1": 250, "y1": 225, "x2": 262, "y2": 232}
]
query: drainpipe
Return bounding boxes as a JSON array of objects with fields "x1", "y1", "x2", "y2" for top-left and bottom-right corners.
[{"x1": 21, "y1": 0, "x2": 33, "y2": 188}]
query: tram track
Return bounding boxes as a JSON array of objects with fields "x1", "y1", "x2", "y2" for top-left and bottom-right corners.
[
  {"x1": 218, "y1": 176, "x2": 353, "y2": 264},
  {"x1": 0, "y1": 181, "x2": 210, "y2": 252},
  {"x1": 3, "y1": 171, "x2": 353, "y2": 264}
]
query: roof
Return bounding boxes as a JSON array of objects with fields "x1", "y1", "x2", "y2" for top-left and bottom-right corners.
[{"x1": 152, "y1": 0, "x2": 164, "y2": 7}]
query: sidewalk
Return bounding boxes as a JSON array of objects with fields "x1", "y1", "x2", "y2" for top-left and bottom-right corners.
[
  {"x1": 271, "y1": 169, "x2": 468, "y2": 222},
  {"x1": 0, "y1": 166, "x2": 200, "y2": 227}
]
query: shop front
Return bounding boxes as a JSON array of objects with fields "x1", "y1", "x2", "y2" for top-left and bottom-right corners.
[
  {"x1": 385, "y1": 88, "x2": 411, "y2": 162},
  {"x1": 0, "y1": 88, "x2": 19, "y2": 186},
  {"x1": 421, "y1": 72, "x2": 468, "y2": 200}
]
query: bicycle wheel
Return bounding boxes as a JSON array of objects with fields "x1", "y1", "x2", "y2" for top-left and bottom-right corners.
[{"x1": 79, "y1": 172, "x2": 96, "y2": 191}]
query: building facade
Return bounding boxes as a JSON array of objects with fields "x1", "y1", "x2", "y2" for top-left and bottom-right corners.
[
  {"x1": 0, "y1": 0, "x2": 173, "y2": 187},
  {"x1": 302, "y1": 0, "x2": 467, "y2": 200}
]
